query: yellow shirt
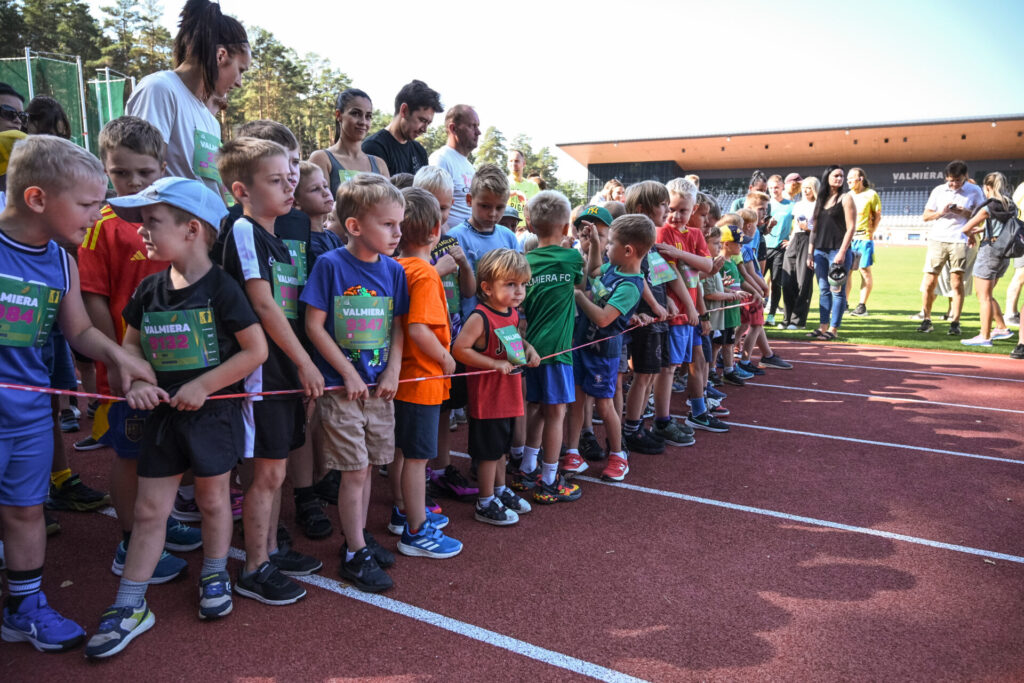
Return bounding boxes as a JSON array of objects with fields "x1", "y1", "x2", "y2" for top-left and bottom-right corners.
[
  {"x1": 507, "y1": 178, "x2": 539, "y2": 227},
  {"x1": 851, "y1": 188, "x2": 881, "y2": 238}
]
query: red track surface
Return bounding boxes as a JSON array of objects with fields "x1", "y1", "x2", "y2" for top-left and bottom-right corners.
[{"x1": 3, "y1": 339, "x2": 1024, "y2": 681}]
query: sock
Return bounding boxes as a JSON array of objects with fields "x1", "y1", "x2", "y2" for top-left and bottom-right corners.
[
  {"x1": 541, "y1": 462, "x2": 558, "y2": 485},
  {"x1": 495, "y1": 485, "x2": 507, "y2": 497},
  {"x1": 5, "y1": 567, "x2": 42, "y2": 611},
  {"x1": 122, "y1": 530, "x2": 132, "y2": 547},
  {"x1": 689, "y1": 397, "x2": 707, "y2": 417},
  {"x1": 293, "y1": 485, "x2": 317, "y2": 504},
  {"x1": 521, "y1": 446, "x2": 540, "y2": 473},
  {"x1": 624, "y1": 419, "x2": 642, "y2": 435},
  {"x1": 113, "y1": 577, "x2": 148, "y2": 609},
  {"x1": 50, "y1": 468, "x2": 72, "y2": 489},
  {"x1": 178, "y1": 484, "x2": 195, "y2": 501},
  {"x1": 509, "y1": 445, "x2": 524, "y2": 458},
  {"x1": 612, "y1": 450, "x2": 628, "y2": 461},
  {"x1": 725, "y1": 365, "x2": 734, "y2": 373},
  {"x1": 581, "y1": 427, "x2": 594, "y2": 436},
  {"x1": 654, "y1": 417, "x2": 671, "y2": 429},
  {"x1": 478, "y1": 495, "x2": 495, "y2": 507},
  {"x1": 345, "y1": 549, "x2": 356, "y2": 562}
]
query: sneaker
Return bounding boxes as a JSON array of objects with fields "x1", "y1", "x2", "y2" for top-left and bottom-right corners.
[
  {"x1": 198, "y1": 571, "x2": 233, "y2": 620},
  {"x1": 1005, "y1": 313, "x2": 1020, "y2": 326},
  {"x1": 786, "y1": 324, "x2": 799, "y2": 330},
  {"x1": 112, "y1": 541, "x2": 186, "y2": 583},
  {"x1": 429, "y1": 465, "x2": 478, "y2": 501},
  {"x1": 362, "y1": 530, "x2": 396, "y2": 569},
  {"x1": 72, "y1": 436, "x2": 106, "y2": 451},
  {"x1": 454, "y1": 407, "x2": 467, "y2": 424},
  {"x1": 686, "y1": 412, "x2": 730, "y2": 433},
  {"x1": 296, "y1": 496, "x2": 333, "y2": 540},
  {"x1": 722, "y1": 371, "x2": 746, "y2": 386},
  {"x1": 313, "y1": 469, "x2": 341, "y2": 505},
  {"x1": 83, "y1": 600, "x2": 153, "y2": 658},
  {"x1": 448, "y1": 411, "x2": 458, "y2": 431},
  {"x1": 497, "y1": 487, "x2": 531, "y2": 514},
  {"x1": 387, "y1": 506, "x2": 449, "y2": 536},
  {"x1": 991, "y1": 328, "x2": 1014, "y2": 341},
  {"x1": 2, "y1": 591, "x2": 87, "y2": 653},
  {"x1": 397, "y1": 523, "x2": 463, "y2": 558},
  {"x1": 705, "y1": 384, "x2": 727, "y2": 401},
  {"x1": 910, "y1": 311, "x2": 926, "y2": 321},
  {"x1": 58, "y1": 408, "x2": 79, "y2": 433},
  {"x1": 760, "y1": 354, "x2": 792, "y2": 369},
  {"x1": 171, "y1": 491, "x2": 201, "y2": 522},
  {"x1": 766, "y1": 314, "x2": 776, "y2": 326},
  {"x1": 961, "y1": 335, "x2": 993, "y2": 347},
  {"x1": 269, "y1": 544, "x2": 323, "y2": 577},
  {"x1": 509, "y1": 466, "x2": 540, "y2": 492},
  {"x1": 916, "y1": 319, "x2": 934, "y2": 333},
  {"x1": 45, "y1": 512, "x2": 61, "y2": 536},
  {"x1": 671, "y1": 380, "x2": 687, "y2": 393},
  {"x1": 709, "y1": 372, "x2": 724, "y2": 387},
  {"x1": 737, "y1": 361, "x2": 765, "y2": 376},
  {"x1": 277, "y1": 522, "x2": 292, "y2": 549},
  {"x1": 339, "y1": 546, "x2": 393, "y2": 593},
  {"x1": 559, "y1": 451, "x2": 589, "y2": 475},
  {"x1": 378, "y1": 464, "x2": 389, "y2": 477},
  {"x1": 474, "y1": 498, "x2": 519, "y2": 526},
  {"x1": 643, "y1": 396, "x2": 655, "y2": 419},
  {"x1": 236, "y1": 561, "x2": 306, "y2": 604},
  {"x1": 624, "y1": 427, "x2": 666, "y2": 454},
  {"x1": 651, "y1": 420, "x2": 695, "y2": 447},
  {"x1": 86, "y1": 400, "x2": 100, "y2": 419},
  {"x1": 46, "y1": 473, "x2": 110, "y2": 511},
  {"x1": 710, "y1": 404, "x2": 731, "y2": 418},
  {"x1": 941, "y1": 311, "x2": 952, "y2": 321},
  {"x1": 230, "y1": 488, "x2": 243, "y2": 520},
  {"x1": 165, "y1": 517, "x2": 202, "y2": 552},
  {"x1": 601, "y1": 454, "x2": 629, "y2": 482},
  {"x1": 533, "y1": 474, "x2": 582, "y2": 504},
  {"x1": 850, "y1": 303, "x2": 868, "y2": 316},
  {"x1": 1011, "y1": 344, "x2": 1024, "y2": 360},
  {"x1": 733, "y1": 365, "x2": 755, "y2": 380},
  {"x1": 579, "y1": 430, "x2": 605, "y2": 461},
  {"x1": 425, "y1": 494, "x2": 442, "y2": 515},
  {"x1": 947, "y1": 321, "x2": 962, "y2": 336}
]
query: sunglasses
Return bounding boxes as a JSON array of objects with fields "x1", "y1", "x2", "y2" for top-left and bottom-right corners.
[{"x1": 0, "y1": 104, "x2": 27, "y2": 125}]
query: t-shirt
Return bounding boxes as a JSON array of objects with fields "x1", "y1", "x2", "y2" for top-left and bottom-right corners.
[
  {"x1": 362, "y1": 129, "x2": 428, "y2": 176},
  {"x1": 741, "y1": 230, "x2": 763, "y2": 276},
  {"x1": 575, "y1": 263, "x2": 644, "y2": 358},
  {"x1": 656, "y1": 223, "x2": 709, "y2": 322},
  {"x1": 925, "y1": 182, "x2": 985, "y2": 243},
  {"x1": 766, "y1": 198, "x2": 795, "y2": 248},
  {"x1": 300, "y1": 247, "x2": 409, "y2": 387},
  {"x1": 220, "y1": 216, "x2": 303, "y2": 398},
  {"x1": 448, "y1": 220, "x2": 522, "y2": 320},
  {"x1": 218, "y1": 205, "x2": 312, "y2": 287},
  {"x1": 0, "y1": 229, "x2": 71, "y2": 437},
  {"x1": 703, "y1": 272, "x2": 725, "y2": 331},
  {"x1": 310, "y1": 229, "x2": 344, "y2": 266},
  {"x1": 720, "y1": 259, "x2": 743, "y2": 329},
  {"x1": 523, "y1": 245, "x2": 584, "y2": 365},
  {"x1": 428, "y1": 146, "x2": 475, "y2": 228},
  {"x1": 507, "y1": 178, "x2": 538, "y2": 228},
  {"x1": 791, "y1": 199, "x2": 816, "y2": 232},
  {"x1": 851, "y1": 189, "x2": 882, "y2": 239},
  {"x1": 123, "y1": 266, "x2": 258, "y2": 396},
  {"x1": 430, "y1": 234, "x2": 465, "y2": 336},
  {"x1": 126, "y1": 71, "x2": 224, "y2": 199},
  {"x1": 395, "y1": 256, "x2": 450, "y2": 405},
  {"x1": 637, "y1": 255, "x2": 669, "y2": 334},
  {"x1": 78, "y1": 205, "x2": 165, "y2": 394}
]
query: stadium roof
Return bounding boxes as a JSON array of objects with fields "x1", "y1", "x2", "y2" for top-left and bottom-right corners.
[{"x1": 557, "y1": 115, "x2": 1024, "y2": 171}]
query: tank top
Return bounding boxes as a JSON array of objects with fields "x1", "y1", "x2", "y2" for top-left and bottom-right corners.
[
  {"x1": 326, "y1": 150, "x2": 381, "y2": 197},
  {"x1": 465, "y1": 304, "x2": 524, "y2": 420},
  {"x1": 813, "y1": 197, "x2": 848, "y2": 251},
  {"x1": 574, "y1": 265, "x2": 643, "y2": 358}
]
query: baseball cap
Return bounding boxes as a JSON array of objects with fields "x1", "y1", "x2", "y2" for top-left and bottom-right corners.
[
  {"x1": 109, "y1": 176, "x2": 229, "y2": 230},
  {"x1": 718, "y1": 224, "x2": 751, "y2": 245},
  {"x1": 574, "y1": 204, "x2": 614, "y2": 227},
  {"x1": 784, "y1": 173, "x2": 803, "y2": 184},
  {"x1": 827, "y1": 263, "x2": 848, "y2": 290},
  {"x1": 503, "y1": 206, "x2": 521, "y2": 220}
]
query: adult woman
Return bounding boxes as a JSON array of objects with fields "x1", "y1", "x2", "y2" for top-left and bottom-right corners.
[
  {"x1": 960, "y1": 172, "x2": 1017, "y2": 347},
  {"x1": 807, "y1": 166, "x2": 857, "y2": 340},
  {"x1": 590, "y1": 178, "x2": 623, "y2": 205},
  {"x1": 309, "y1": 89, "x2": 389, "y2": 198},
  {"x1": 24, "y1": 96, "x2": 71, "y2": 138},
  {"x1": 126, "y1": 0, "x2": 249, "y2": 196},
  {"x1": 781, "y1": 176, "x2": 819, "y2": 329}
]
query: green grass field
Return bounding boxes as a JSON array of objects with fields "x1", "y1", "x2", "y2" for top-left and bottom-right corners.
[{"x1": 765, "y1": 245, "x2": 1022, "y2": 354}]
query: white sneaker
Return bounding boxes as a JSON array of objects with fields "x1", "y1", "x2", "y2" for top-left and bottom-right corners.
[
  {"x1": 961, "y1": 335, "x2": 993, "y2": 347},
  {"x1": 991, "y1": 328, "x2": 1014, "y2": 341}
]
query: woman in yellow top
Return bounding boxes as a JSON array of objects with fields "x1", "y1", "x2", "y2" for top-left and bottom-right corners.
[{"x1": 846, "y1": 168, "x2": 882, "y2": 316}]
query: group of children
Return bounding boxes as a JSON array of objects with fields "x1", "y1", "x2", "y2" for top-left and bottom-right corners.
[{"x1": 0, "y1": 115, "x2": 792, "y2": 659}]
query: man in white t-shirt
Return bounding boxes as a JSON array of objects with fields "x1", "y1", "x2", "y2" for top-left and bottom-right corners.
[
  {"x1": 428, "y1": 105, "x2": 480, "y2": 228},
  {"x1": 917, "y1": 160, "x2": 985, "y2": 335}
]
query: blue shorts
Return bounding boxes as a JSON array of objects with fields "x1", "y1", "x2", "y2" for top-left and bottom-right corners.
[
  {"x1": 700, "y1": 332, "x2": 713, "y2": 364},
  {"x1": 0, "y1": 428, "x2": 52, "y2": 506},
  {"x1": 668, "y1": 325, "x2": 694, "y2": 365},
  {"x1": 44, "y1": 329, "x2": 77, "y2": 391},
  {"x1": 572, "y1": 350, "x2": 618, "y2": 399},
  {"x1": 96, "y1": 401, "x2": 149, "y2": 459},
  {"x1": 851, "y1": 239, "x2": 875, "y2": 269},
  {"x1": 394, "y1": 400, "x2": 440, "y2": 460},
  {"x1": 525, "y1": 363, "x2": 575, "y2": 405}
]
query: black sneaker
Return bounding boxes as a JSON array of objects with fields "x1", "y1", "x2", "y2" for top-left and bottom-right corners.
[
  {"x1": 709, "y1": 372, "x2": 724, "y2": 387},
  {"x1": 296, "y1": 496, "x2": 333, "y2": 540},
  {"x1": 45, "y1": 512, "x2": 61, "y2": 536},
  {"x1": 474, "y1": 498, "x2": 519, "y2": 526},
  {"x1": 362, "y1": 530, "x2": 395, "y2": 569},
  {"x1": 73, "y1": 436, "x2": 106, "y2": 451},
  {"x1": 723, "y1": 371, "x2": 746, "y2": 386},
  {"x1": 86, "y1": 400, "x2": 100, "y2": 419},
  {"x1": 313, "y1": 470, "x2": 340, "y2": 505},
  {"x1": 235, "y1": 561, "x2": 306, "y2": 605},
  {"x1": 947, "y1": 321, "x2": 962, "y2": 336},
  {"x1": 277, "y1": 523, "x2": 292, "y2": 549},
  {"x1": 760, "y1": 355, "x2": 792, "y2": 369},
  {"x1": 1010, "y1": 344, "x2": 1024, "y2": 360},
  {"x1": 850, "y1": 303, "x2": 868, "y2": 316},
  {"x1": 579, "y1": 430, "x2": 605, "y2": 461},
  {"x1": 916, "y1": 319, "x2": 934, "y2": 333},
  {"x1": 47, "y1": 474, "x2": 110, "y2": 511},
  {"x1": 685, "y1": 412, "x2": 730, "y2": 433},
  {"x1": 623, "y1": 427, "x2": 665, "y2": 454},
  {"x1": 737, "y1": 361, "x2": 765, "y2": 376},
  {"x1": 339, "y1": 546, "x2": 393, "y2": 593},
  {"x1": 269, "y1": 544, "x2": 322, "y2": 576},
  {"x1": 58, "y1": 408, "x2": 80, "y2": 433}
]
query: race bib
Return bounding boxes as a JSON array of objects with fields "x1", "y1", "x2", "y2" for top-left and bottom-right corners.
[
  {"x1": 0, "y1": 276, "x2": 61, "y2": 348},
  {"x1": 333, "y1": 295, "x2": 392, "y2": 351},
  {"x1": 647, "y1": 251, "x2": 677, "y2": 286},
  {"x1": 282, "y1": 239, "x2": 308, "y2": 285},
  {"x1": 192, "y1": 129, "x2": 223, "y2": 183},
  {"x1": 494, "y1": 325, "x2": 526, "y2": 365},
  {"x1": 140, "y1": 307, "x2": 220, "y2": 371},
  {"x1": 441, "y1": 273, "x2": 459, "y2": 317},
  {"x1": 682, "y1": 266, "x2": 700, "y2": 289},
  {"x1": 272, "y1": 261, "x2": 300, "y2": 320},
  {"x1": 590, "y1": 276, "x2": 611, "y2": 305}
]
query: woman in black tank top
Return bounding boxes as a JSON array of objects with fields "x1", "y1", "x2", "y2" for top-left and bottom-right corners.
[
  {"x1": 308, "y1": 88, "x2": 389, "y2": 197},
  {"x1": 807, "y1": 166, "x2": 857, "y2": 340}
]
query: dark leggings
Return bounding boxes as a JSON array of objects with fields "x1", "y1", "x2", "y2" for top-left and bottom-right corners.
[{"x1": 781, "y1": 232, "x2": 815, "y2": 327}]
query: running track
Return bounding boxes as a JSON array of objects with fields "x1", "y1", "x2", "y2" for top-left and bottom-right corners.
[{"x1": 3, "y1": 339, "x2": 1023, "y2": 681}]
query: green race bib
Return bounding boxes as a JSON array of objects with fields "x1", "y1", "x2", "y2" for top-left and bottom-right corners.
[
  {"x1": 441, "y1": 273, "x2": 459, "y2": 318},
  {"x1": 282, "y1": 239, "x2": 308, "y2": 285},
  {"x1": 272, "y1": 261, "x2": 300, "y2": 320},
  {"x1": 0, "y1": 276, "x2": 62, "y2": 348},
  {"x1": 140, "y1": 307, "x2": 220, "y2": 371},
  {"x1": 647, "y1": 251, "x2": 678, "y2": 286},
  {"x1": 192, "y1": 129, "x2": 223, "y2": 183},
  {"x1": 589, "y1": 276, "x2": 611, "y2": 305},
  {"x1": 333, "y1": 295, "x2": 392, "y2": 351},
  {"x1": 494, "y1": 325, "x2": 527, "y2": 365},
  {"x1": 682, "y1": 266, "x2": 700, "y2": 289}
]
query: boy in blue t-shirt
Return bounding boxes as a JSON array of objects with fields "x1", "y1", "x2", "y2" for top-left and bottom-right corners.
[{"x1": 302, "y1": 174, "x2": 410, "y2": 593}]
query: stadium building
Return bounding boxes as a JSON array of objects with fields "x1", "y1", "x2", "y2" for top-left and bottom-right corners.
[{"x1": 558, "y1": 115, "x2": 1024, "y2": 242}]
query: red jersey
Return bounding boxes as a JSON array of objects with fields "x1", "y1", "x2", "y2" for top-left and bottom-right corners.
[
  {"x1": 657, "y1": 223, "x2": 709, "y2": 320},
  {"x1": 465, "y1": 304, "x2": 524, "y2": 420}
]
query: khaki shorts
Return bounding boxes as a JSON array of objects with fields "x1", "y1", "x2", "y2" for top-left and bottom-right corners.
[
  {"x1": 924, "y1": 241, "x2": 968, "y2": 275},
  {"x1": 318, "y1": 392, "x2": 395, "y2": 472}
]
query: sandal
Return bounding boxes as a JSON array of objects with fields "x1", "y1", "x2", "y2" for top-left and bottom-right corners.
[
  {"x1": 821, "y1": 331, "x2": 837, "y2": 341},
  {"x1": 806, "y1": 329, "x2": 827, "y2": 339}
]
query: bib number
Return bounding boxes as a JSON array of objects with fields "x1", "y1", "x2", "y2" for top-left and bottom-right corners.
[
  {"x1": 272, "y1": 261, "x2": 300, "y2": 320},
  {"x1": 0, "y1": 276, "x2": 61, "y2": 348},
  {"x1": 589, "y1": 276, "x2": 611, "y2": 305},
  {"x1": 333, "y1": 295, "x2": 392, "y2": 351},
  {"x1": 647, "y1": 251, "x2": 677, "y2": 286},
  {"x1": 494, "y1": 325, "x2": 527, "y2": 365},
  {"x1": 282, "y1": 239, "x2": 308, "y2": 286},
  {"x1": 441, "y1": 273, "x2": 459, "y2": 317},
  {"x1": 140, "y1": 307, "x2": 220, "y2": 371}
]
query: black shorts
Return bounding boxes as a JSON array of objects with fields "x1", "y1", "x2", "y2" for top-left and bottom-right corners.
[
  {"x1": 440, "y1": 363, "x2": 468, "y2": 411},
  {"x1": 467, "y1": 417, "x2": 512, "y2": 462},
  {"x1": 138, "y1": 400, "x2": 244, "y2": 478},
  {"x1": 251, "y1": 397, "x2": 305, "y2": 459},
  {"x1": 394, "y1": 400, "x2": 439, "y2": 460},
  {"x1": 700, "y1": 332, "x2": 713, "y2": 364},
  {"x1": 629, "y1": 328, "x2": 668, "y2": 375},
  {"x1": 720, "y1": 327, "x2": 736, "y2": 345},
  {"x1": 757, "y1": 237, "x2": 767, "y2": 262}
]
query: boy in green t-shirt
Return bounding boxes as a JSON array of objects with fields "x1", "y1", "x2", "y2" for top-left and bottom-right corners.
[
  {"x1": 716, "y1": 218, "x2": 753, "y2": 386},
  {"x1": 704, "y1": 225, "x2": 750, "y2": 388}
]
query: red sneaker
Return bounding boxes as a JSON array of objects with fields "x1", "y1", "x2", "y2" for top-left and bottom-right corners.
[
  {"x1": 559, "y1": 452, "x2": 588, "y2": 475},
  {"x1": 601, "y1": 455, "x2": 629, "y2": 482}
]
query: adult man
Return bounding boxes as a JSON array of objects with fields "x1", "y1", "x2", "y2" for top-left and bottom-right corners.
[
  {"x1": 846, "y1": 168, "x2": 882, "y2": 316},
  {"x1": 765, "y1": 174, "x2": 795, "y2": 324},
  {"x1": 0, "y1": 83, "x2": 27, "y2": 132},
  {"x1": 362, "y1": 80, "x2": 443, "y2": 176},
  {"x1": 428, "y1": 104, "x2": 480, "y2": 228},
  {"x1": 506, "y1": 149, "x2": 537, "y2": 228},
  {"x1": 917, "y1": 160, "x2": 985, "y2": 335}
]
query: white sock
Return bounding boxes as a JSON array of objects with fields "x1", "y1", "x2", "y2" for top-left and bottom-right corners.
[
  {"x1": 541, "y1": 462, "x2": 558, "y2": 485},
  {"x1": 521, "y1": 446, "x2": 540, "y2": 473}
]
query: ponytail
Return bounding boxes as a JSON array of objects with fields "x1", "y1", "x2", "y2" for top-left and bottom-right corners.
[{"x1": 174, "y1": 0, "x2": 248, "y2": 98}]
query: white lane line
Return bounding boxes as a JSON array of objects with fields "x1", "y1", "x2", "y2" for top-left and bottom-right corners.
[
  {"x1": 745, "y1": 382, "x2": 1024, "y2": 415},
  {"x1": 574, "y1": 476, "x2": 1024, "y2": 565},
  {"x1": 773, "y1": 338, "x2": 1022, "y2": 362},
  {"x1": 785, "y1": 358, "x2": 1024, "y2": 384}
]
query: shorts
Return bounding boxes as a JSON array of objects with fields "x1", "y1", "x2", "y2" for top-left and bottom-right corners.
[
  {"x1": 467, "y1": 416, "x2": 512, "y2": 462},
  {"x1": 394, "y1": 400, "x2": 440, "y2": 460},
  {"x1": 525, "y1": 363, "x2": 575, "y2": 405},
  {"x1": 618, "y1": 342, "x2": 630, "y2": 374},
  {"x1": 629, "y1": 327, "x2": 667, "y2": 374},
  {"x1": 851, "y1": 238, "x2": 875, "y2": 269},
  {"x1": 0, "y1": 428, "x2": 52, "y2": 506},
  {"x1": 719, "y1": 327, "x2": 737, "y2": 345},
  {"x1": 699, "y1": 332, "x2": 712, "y2": 364},
  {"x1": 668, "y1": 324, "x2": 695, "y2": 366},
  {"x1": 249, "y1": 397, "x2": 305, "y2": 460},
  {"x1": 440, "y1": 364, "x2": 467, "y2": 411},
  {"x1": 757, "y1": 237, "x2": 767, "y2": 262},
  {"x1": 572, "y1": 349, "x2": 618, "y2": 399},
  {"x1": 741, "y1": 297, "x2": 766, "y2": 327},
  {"x1": 1014, "y1": 256, "x2": 1024, "y2": 270},
  {"x1": 924, "y1": 240, "x2": 968, "y2": 275},
  {"x1": 973, "y1": 244, "x2": 1011, "y2": 281},
  {"x1": 139, "y1": 401, "x2": 244, "y2": 478},
  {"x1": 95, "y1": 401, "x2": 149, "y2": 459},
  {"x1": 318, "y1": 392, "x2": 394, "y2": 471}
]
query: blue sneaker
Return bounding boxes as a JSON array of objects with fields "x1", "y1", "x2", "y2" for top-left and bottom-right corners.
[
  {"x1": 732, "y1": 365, "x2": 754, "y2": 380},
  {"x1": 705, "y1": 385, "x2": 727, "y2": 401},
  {"x1": 198, "y1": 571, "x2": 233, "y2": 620},
  {"x1": 84, "y1": 600, "x2": 154, "y2": 658},
  {"x1": 737, "y1": 360, "x2": 765, "y2": 376},
  {"x1": 112, "y1": 541, "x2": 187, "y2": 584},
  {"x1": 387, "y1": 506, "x2": 449, "y2": 535},
  {"x1": 397, "y1": 523, "x2": 463, "y2": 559},
  {"x1": 165, "y1": 517, "x2": 202, "y2": 552},
  {"x1": 1, "y1": 591, "x2": 86, "y2": 652}
]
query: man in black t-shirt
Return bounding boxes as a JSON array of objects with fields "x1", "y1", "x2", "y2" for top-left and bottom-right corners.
[{"x1": 362, "y1": 80, "x2": 443, "y2": 176}]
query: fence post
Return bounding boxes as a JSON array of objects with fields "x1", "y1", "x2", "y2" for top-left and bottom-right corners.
[
  {"x1": 24, "y1": 47, "x2": 34, "y2": 99},
  {"x1": 76, "y1": 55, "x2": 88, "y2": 149}
]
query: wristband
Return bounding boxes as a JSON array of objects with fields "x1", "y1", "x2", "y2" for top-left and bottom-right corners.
[{"x1": 699, "y1": 312, "x2": 711, "y2": 322}]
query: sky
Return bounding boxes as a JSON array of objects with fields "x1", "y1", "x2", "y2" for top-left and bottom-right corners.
[{"x1": 89, "y1": 0, "x2": 1024, "y2": 182}]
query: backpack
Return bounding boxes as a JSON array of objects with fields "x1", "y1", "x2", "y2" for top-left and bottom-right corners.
[{"x1": 979, "y1": 198, "x2": 1024, "y2": 259}]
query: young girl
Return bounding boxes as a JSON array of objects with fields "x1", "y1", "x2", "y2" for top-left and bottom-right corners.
[
  {"x1": 295, "y1": 161, "x2": 343, "y2": 264},
  {"x1": 309, "y1": 88, "x2": 390, "y2": 197},
  {"x1": 452, "y1": 249, "x2": 538, "y2": 526}
]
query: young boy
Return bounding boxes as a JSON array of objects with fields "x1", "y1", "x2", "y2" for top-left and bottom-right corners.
[
  {"x1": 715, "y1": 219, "x2": 752, "y2": 385},
  {"x1": 567, "y1": 215, "x2": 652, "y2": 482},
  {"x1": 295, "y1": 161, "x2": 343, "y2": 265},
  {"x1": 738, "y1": 194, "x2": 791, "y2": 374},
  {"x1": 452, "y1": 249, "x2": 539, "y2": 522},
  {"x1": 218, "y1": 137, "x2": 324, "y2": 605},
  {"x1": 703, "y1": 226, "x2": 750, "y2": 388},
  {"x1": 391, "y1": 187, "x2": 461, "y2": 558},
  {"x1": 0, "y1": 135, "x2": 155, "y2": 652},
  {"x1": 301, "y1": 174, "x2": 409, "y2": 592},
  {"x1": 84, "y1": 177, "x2": 267, "y2": 658},
  {"x1": 517, "y1": 191, "x2": 584, "y2": 497}
]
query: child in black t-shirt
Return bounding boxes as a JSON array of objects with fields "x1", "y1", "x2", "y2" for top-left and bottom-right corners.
[{"x1": 85, "y1": 177, "x2": 267, "y2": 659}]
